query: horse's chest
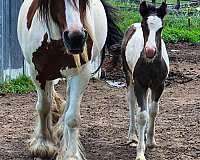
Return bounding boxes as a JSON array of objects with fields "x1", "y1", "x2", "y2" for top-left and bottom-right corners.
[
  {"x1": 133, "y1": 58, "x2": 168, "y2": 87},
  {"x1": 32, "y1": 33, "x2": 91, "y2": 82}
]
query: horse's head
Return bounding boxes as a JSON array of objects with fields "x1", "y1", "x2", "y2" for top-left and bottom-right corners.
[
  {"x1": 49, "y1": 0, "x2": 88, "y2": 55},
  {"x1": 139, "y1": 1, "x2": 167, "y2": 60}
]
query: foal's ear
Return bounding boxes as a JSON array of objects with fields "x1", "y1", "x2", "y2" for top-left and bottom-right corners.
[
  {"x1": 158, "y1": 2, "x2": 167, "y2": 18},
  {"x1": 140, "y1": 1, "x2": 148, "y2": 17}
]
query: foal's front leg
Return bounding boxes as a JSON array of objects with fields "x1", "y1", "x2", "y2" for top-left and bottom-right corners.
[
  {"x1": 134, "y1": 82, "x2": 148, "y2": 160},
  {"x1": 29, "y1": 69, "x2": 56, "y2": 158},
  {"x1": 57, "y1": 64, "x2": 90, "y2": 160},
  {"x1": 127, "y1": 83, "x2": 138, "y2": 144},
  {"x1": 146, "y1": 84, "x2": 164, "y2": 147}
]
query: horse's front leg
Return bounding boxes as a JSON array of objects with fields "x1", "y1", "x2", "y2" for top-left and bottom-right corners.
[
  {"x1": 134, "y1": 81, "x2": 148, "y2": 160},
  {"x1": 127, "y1": 83, "x2": 138, "y2": 145},
  {"x1": 146, "y1": 84, "x2": 164, "y2": 148},
  {"x1": 29, "y1": 68, "x2": 57, "y2": 158},
  {"x1": 57, "y1": 64, "x2": 90, "y2": 160}
]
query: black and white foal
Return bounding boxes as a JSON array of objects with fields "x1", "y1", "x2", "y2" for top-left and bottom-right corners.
[{"x1": 122, "y1": 1, "x2": 169, "y2": 160}]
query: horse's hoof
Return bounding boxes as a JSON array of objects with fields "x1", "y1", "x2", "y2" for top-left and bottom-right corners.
[
  {"x1": 146, "y1": 139, "x2": 158, "y2": 148},
  {"x1": 29, "y1": 137, "x2": 57, "y2": 158},
  {"x1": 56, "y1": 154, "x2": 79, "y2": 160},
  {"x1": 128, "y1": 133, "x2": 138, "y2": 146},
  {"x1": 135, "y1": 154, "x2": 146, "y2": 160},
  {"x1": 56, "y1": 149, "x2": 83, "y2": 160}
]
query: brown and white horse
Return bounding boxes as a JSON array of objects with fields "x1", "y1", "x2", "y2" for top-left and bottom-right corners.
[
  {"x1": 17, "y1": 0, "x2": 122, "y2": 159},
  {"x1": 122, "y1": 1, "x2": 169, "y2": 160}
]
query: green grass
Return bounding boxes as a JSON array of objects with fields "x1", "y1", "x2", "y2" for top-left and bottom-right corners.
[
  {"x1": 109, "y1": 0, "x2": 200, "y2": 43},
  {"x1": 0, "y1": 75, "x2": 35, "y2": 94},
  {"x1": 118, "y1": 9, "x2": 200, "y2": 43}
]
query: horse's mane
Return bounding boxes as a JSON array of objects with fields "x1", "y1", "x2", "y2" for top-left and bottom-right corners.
[{"x1": 38, "y1": 0, "x2": 89, "y2": 22}]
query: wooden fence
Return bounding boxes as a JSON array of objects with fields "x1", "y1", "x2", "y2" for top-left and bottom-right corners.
[{"x1": 0, "y1": 0, "x2": 24, "y2": 82}]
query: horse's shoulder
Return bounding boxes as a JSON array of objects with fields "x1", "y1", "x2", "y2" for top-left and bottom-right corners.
[{"x1": 27, "y1": 0, "x2": 39, "y2": 30}]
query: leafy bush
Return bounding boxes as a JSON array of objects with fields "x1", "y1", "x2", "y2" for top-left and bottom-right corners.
[{"x1": 0, "y1": 75, "x2": 35, "y2": 94}]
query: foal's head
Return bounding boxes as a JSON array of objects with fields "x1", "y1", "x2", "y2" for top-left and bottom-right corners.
[
  {"x1": 139, "y1": 1, "x2": 167, "y2": 60},
  {"x1": 39, "y1": 0, "x2": 88, "y2": 55}
]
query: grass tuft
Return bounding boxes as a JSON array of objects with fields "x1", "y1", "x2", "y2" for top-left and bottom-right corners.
[{"x1": 0, "y1": 75, "x2": 35, "y2": 94}]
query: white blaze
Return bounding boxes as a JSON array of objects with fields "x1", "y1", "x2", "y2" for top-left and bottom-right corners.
[
  {"x1": 146, "y1": 16, "x2": 162, "y2": 49},
  {"x1": 65, "y1": 0, "x2": 83, "y2": 30}
]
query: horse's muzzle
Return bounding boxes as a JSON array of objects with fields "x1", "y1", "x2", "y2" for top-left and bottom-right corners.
[
  {"x1": 63, "y1": 29, "x2": 88, "y2": 54},
  {"x1": 145, "y1": 47, "x2": 156, "y2": 59}
]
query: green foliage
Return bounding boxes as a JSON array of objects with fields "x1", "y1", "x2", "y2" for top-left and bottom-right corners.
[
  {"x1": 0, "y1": 75, "x2": 35, "y2": 94},
  {"x1": 118, "y1": 10, "x2": 141, "y2": 31},
  {"x1": 108, "y1": 0, "x2": 200, "y2": 43},
  {"x1": 117, "y1": 9, "x2": 200, "y2": 43},
  {"x1": 163, "y1": 28, "x2": 200, "y2": 43}
]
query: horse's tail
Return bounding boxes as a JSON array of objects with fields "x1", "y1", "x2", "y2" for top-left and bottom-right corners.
[
  {"x1": 101, "y1": 0, "x2": 123, "y2": 48},
  {"x1": 92, "y1": 0, "x2": 123, "y2": 76}
]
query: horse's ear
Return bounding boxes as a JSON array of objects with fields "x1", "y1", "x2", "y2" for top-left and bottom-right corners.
[
  {"x1": 158, "y1": 2, "x2": 167, "y2": 18},
  {"x1": 140, "y1": 1, "x2": 148, "y2": 17}
]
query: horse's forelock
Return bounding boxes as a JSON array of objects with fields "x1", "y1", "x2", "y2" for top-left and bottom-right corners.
[
  {"x1": 38, "y1": 0, "x2": 50, "y2": 21},
  {"x1": 38, "y1": 0, "x2": 89, "y2": 22}
]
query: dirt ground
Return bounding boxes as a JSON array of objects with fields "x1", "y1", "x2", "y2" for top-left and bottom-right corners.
[{"x1": 0, "y1": 43, "x2": 200, "y2": 160}]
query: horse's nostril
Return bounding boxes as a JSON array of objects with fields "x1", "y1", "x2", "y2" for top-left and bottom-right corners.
[
  {"x1": 63, "y1": 30, "x2": 87, "y2": 54},
  {"x1": 63, "y1": 31, "x2": 69, "y2": 40},
  {"x1": 145, "y1": 47, "x2": 156, "y2": 58}
]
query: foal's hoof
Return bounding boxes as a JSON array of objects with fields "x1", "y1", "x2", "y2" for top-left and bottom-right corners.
[
  {"x1": 135, "y1": 154, "x2": 146, "y2": 160},
  {"x1": 56, "y1": 149, "x2": 83, "y2": 160},
  {"x1": 146, "y1": 140, "x2": 158, "y2": 148},
  {"x1": 128, "y1": 133, "x2": 138, "y2": 146},
  {"x1": 56, "y1": 154, "x2": 79, "y2": 160},
  {"x1": 29, "y1": 137, "x2": 57, "y2": 158}
]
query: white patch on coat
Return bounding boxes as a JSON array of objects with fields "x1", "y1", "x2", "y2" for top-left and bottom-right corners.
[
  {"x1": 125, "y1": 23, "x2": 144, "y2": 73},
  {"x1": 145, "y1": 16, "x2": 163, "y2": 49},
  {"x1": 86, "y1": 0, "x2": 107, "y2": 60},
  {"x1": 17, "y1": 0, "x2": 60, "y2": 65},
  {"x1": 161, "y1": 40, "x2": 170, "y2": 73}
]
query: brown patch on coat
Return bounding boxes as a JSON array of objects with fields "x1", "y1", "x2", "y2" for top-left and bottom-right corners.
[
  {"x1": 121, "y1": 25, "x2": 136, "y2": 86},
  {"x1": 27, "y1": 0, "x2": 39, "y2": 30},
  {"x1": 32, "y1": 33, "x2": 93, "y2": 90}
]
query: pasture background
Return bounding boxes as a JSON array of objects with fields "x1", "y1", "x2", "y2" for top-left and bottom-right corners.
[{"x1": 110, "y1": 0, "x2": 200, "y2": 42}]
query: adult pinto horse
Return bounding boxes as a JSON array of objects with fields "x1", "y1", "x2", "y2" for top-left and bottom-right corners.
[
  {"x1": 17, "y1": 0, "x2": 122, "y2": 159},
  {"x1": 122, "y1": 1, "x2": 169, "y2": 160}
]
